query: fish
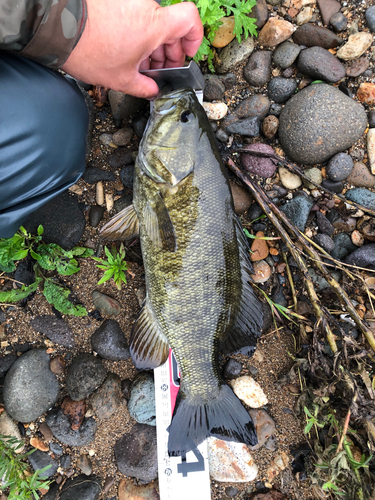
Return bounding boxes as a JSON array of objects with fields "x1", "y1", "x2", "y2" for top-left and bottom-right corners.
[{"x1": 100, "y1": 87, "x2": 264, "y2": 456}]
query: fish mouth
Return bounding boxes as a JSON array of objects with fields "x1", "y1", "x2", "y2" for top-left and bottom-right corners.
[{"x1": 153, "y1": 87, "x2": 195, "y2": 113}]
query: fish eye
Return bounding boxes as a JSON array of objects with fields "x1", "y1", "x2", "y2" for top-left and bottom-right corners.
[{"x1": 180, "y1": 111, "x2": 192, "y2": 123}]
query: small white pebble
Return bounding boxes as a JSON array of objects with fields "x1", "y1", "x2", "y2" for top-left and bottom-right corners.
[
  {"x1": 203, "y1": 102, "x2": 228, "y2": 121},
  {"x1": 96, "y1": 182, "x2": 104, "y2": 206},
  {"x1": 88, "y1": 449, "x2": 96, "y2": 456}
]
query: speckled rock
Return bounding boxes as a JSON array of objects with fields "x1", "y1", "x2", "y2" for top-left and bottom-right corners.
[
  {"x1": 273, "y1": 41, "x2": 301, "y2": 69},
  {"x1": 297, "y1": 47, "x2": 345, "y2": 83},
  {"x1": 30, "y1": 316, "x2": 75, "y2": 348},
  {"x1": 346, "y1": 188, "x2": 375, "y2": 211},
  {"x1": 66, "y1": 353, "x2": 107, "y2": 401},
  {"x1": 128, "y1": 373, "x2": 156, "y2": 426},
  {"x1": 91, "y1": 319, "x2": 130, "y2": 361},
  {"x1": 278, "y1": 167, "x2": 302, "y2": 190},
  {"x1": 331, "y1": 233, "x2": 357, "y2": 260},
  {"x1": 327, "y1": 153, "x2": 353, "y2": 181},
  {"x1": 90, "y1": 373, "x2": 123, "y2": 420},
  {"x1": 28, "y1": 450, "x2": 59, "y2": 478},
  {"x1": 367, "y1": 129, "x2": 375, "y2": 175},
  {"x1": 230, "y1": 181, "x2": 253, "y2": 215},
  {"x1": 303, "y1": 167, "x2": 322, "y2": 189},
  {"x1": 118, "y1": 478, "x2": 159, "y2": 500},
  {"x1": 230, "y1": 376, "x2": 268, "y2": 407},
  {"x1": 258, "y1": 17, "x2": 294, "y2": 47},
  {"x1": 203, "y1": 102, "x2": 228, "y2": 120},
  {"x1": 262, "y1": 115, "x2": 279, "y2": 139},
  {"x1": 248, "y1": 409, "x2": 276, "y2": 451},
  {"x1": 211, "y1": 16, "x2": 236, "y2": 48},
  {"x1": 293, "y1": 24, "x2": 343, "y2": 48},
  {"x1": 267, "y1": 77, "x2": 297, "y2": 103},
  {"x1": 243, "y1": 51, "x2": 273, "y2": 87},
  {"x1": 280, "y1": 195, "x2": 313, "y2": 231},
  {"x1": 46, "y1": 409, "x2": 97, "y2": 446},
  {"x1": 336, "y1": 32, "x2": 373, "y2": 61},
  {"x1": 4, "y1": 349, "x2": 59, "y2": 423},
  {"x1": 207, "y1": 437, "x2": 258, "y2": 482},
  {"x1": 215, "y1": 37, "x2": 255, "y2": 74},
  {"x1": 278, "y1": 84, "x2": 367, "y2": 165},
  {"x1": 241, "y1": 144, "x2": 277, "y2": 178},
  {"x1": 314, "y1": 233, "x2": 335, "y2": 252},
  {"x1": 203, "y1": 75, "x2": 225, "y2": 101},
  {"x1": 330, "y1": 12, "x2": 348, "y2": 32},
  {"x1": 234, "y1": 95, "x2": 271, "y2": 120},
  {"x1": 346, "y1": 244, "x2": 375, "y2": 270},
  {"x1": 346, "y1": 162, "x2": 375, "y2": 188}
]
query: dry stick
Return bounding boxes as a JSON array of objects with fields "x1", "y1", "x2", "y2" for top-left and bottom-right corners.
[
  {"x1": 227, "y1": 159, "x2": 339, "y2": 353},
  {"x1": 234, "y1": 149, "x2": 375, "y2": 217}
]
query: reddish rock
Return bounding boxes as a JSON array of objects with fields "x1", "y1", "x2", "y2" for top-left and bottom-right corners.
[
  {"x1": 241, "y1": 143, "x2": 277, "y2": 178},
  {"x1": 262, "y1": 116, "x2": 279, "y2": 139},
  {"x1": 30, "y1": 437, "x2": 49, "y2": 452},
  {"x1": 249, "y1": 409, "x2": 276, "y2": 451},
  {"x1": 317, "y1": 0, "x2": 340, "y2": 26},
  {"x1": 61, "y1": 396, "x2": 86, "y2": 431},
  {"x1": 251, "y1": 260, "x2": 272, "y2": 283},
  {"x1": 39, "y1": 422, "x2": 53, "y2": 442},
  {"x1": 50, "y1": 356, "x2": 65, "y2": 375},
  {"x1": 346, "y1": 57, "x2": 370, "y2": 77},
  {"x1": 229, "y1": 180, "x2": 253, "y2": 215},
  {"x1": 258, "y1": 17, "x2": 294, "y2": 48},
  {"x1": 251, "y1": 232, "x2": 270, "y2": 262},
  {"x1": 357, "y1": 83, "x2": 375, "y2": 105}
]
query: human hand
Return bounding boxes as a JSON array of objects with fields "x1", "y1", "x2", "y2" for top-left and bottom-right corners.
[{"x1": 62, "y1": 0, "x2": 203, "y2": 99}]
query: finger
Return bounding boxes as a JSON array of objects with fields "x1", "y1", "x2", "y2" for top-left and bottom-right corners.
[
  {"x1": 160, "y1": 3, "x2": 203, "y2": 57},
  {"x1": 120, "y1": 72, "x2": 159, "y2": 100},
  {"x1": 163, "y1": 39, "x2": 185, "y2": 68},
  {"x1": 149, "y1": 45, "x2": 167, "y2": 70},
  {"x1": 139, "y1": 57, "x2": 151, "y2": 71}
]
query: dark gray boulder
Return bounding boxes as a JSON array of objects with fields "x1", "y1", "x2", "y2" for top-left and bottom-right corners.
[
  {"x1": 66, "y1": 353, "x2": 107, "y2": 401},
  {"x1": 91, "y1": 319, "x2": 130, "y2": 361},
  {"x1": 297, "y1": 47, "x2": 346, "y2": 83},
  {"x1": 46, "y1": 409, "x2": 97, "y2": 446},
  {"x1": 30, "y1": 316, "x2": 75, "y2": 348}
]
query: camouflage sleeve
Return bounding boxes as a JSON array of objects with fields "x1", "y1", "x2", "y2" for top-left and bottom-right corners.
[{"x1": 0, "y1": 0, "x2": 87, "y2": 68}]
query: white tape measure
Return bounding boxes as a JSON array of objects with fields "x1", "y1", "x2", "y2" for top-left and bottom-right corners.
[{"x1": 154, "y1": 349, "x2": 211, "y2": 500}]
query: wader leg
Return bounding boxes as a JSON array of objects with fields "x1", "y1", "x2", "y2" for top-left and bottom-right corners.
[{"x1": 0, "y1": 54, "x2": 89, "y2": 238}]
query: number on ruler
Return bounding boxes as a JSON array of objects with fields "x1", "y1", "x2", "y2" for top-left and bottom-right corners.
[{"x1": 177, "y1": 439, "x2": 205, "y2": 477}]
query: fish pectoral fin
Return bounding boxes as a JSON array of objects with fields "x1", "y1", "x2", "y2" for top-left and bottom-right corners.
[
  {"x1": 144, "y1": 194, "x2": 177, "y2": 252},
  {"x1": 100, "y1": 204, "x2": 139, "y2": 241},
  {"x1": 130, "y1": 301, "x2": 169, "y2": 369},
  {"x1": 220, "y1": 216, "x2": 264, "y2": 354}
]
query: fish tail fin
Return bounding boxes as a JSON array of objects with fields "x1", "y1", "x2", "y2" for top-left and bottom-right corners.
[{"x1": 168, "y1": 383, "x2": 257, "y2": 456}]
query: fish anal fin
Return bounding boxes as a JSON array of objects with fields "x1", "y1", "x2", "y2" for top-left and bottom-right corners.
[
  {"x1": 130, "y1": 301, "x2": 169, "y2": 369},
  {"x1": 144, "y1": 194, "x2": 176, "y2": 252},
  {"x1": 100, "y1": 204, "x2": 139, "y2": 241},
  {"x1": 220, "y1": 216, "x2": 264, "y2": 355}
]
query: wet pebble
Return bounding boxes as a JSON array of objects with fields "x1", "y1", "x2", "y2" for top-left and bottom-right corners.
[
  {"x1": 91, "y1": 319, "x2": 130, "y2": 361},
  {"x1": 50, "y1": 442, "x2": 63, "y2": 455},
  {"x1": 243, "y1": 51, "x2": 272, "y2": 87},
  {"x1": 296, "y1": 7, "x2": 313, "y2": 25},
  {"x1": 327, "y1": 153, "x2": 353, "y2": 181},
  {"x1": 207, "y1": 437, "x2": 258, "y2": 482},
  {"x1": 229, "y1": 181, "x2": 253, "y2": 215},
  {"x1": 336, "y1": 32, "x2": 372, "y2": 61},
  {"x1": 316, "y1": 211, "x2": 334, "y2": 236},
  {"x1": 113, "y1": 127, "x2": 133, "y2": 147},
  {"x1": 346, "y1": 162, "x2": 375, "y2": 188},
  {"x1": 269, "y1": 103, "x2": 283, "y2": 117},
  {"x1": 314, "y1": 233, "x2": 335, "y2": 252},
  {"x1": 241, "y1": 143, "x2": 277, "y2": 178},
  {"x1": 346, "y1": 244, "x2": 375, "y2": 270},
  {"x1": 90, "y1": 373, "x2": 123, "y2": 420},
  {"x1": 89, "y1": 205, "x2": 105, "y2": 228},
  {"x1": 50, "y1": 356, "x2": 65, "y2": 375},
  {"x1": 280, "y1": 195, "x2": 313, "y2": 231},
  {"x1": 251, "y1": 260, "x2": 272, "y2": 283},
  {"x1": 108, "y1": 149, "x2": 133, "y2": 169},
  {"x1": 230, "y1": 376, "x2": 268, "y2": 407},
  {"x1": 278, "y1": 167, "x2": 302, "y2": 190},
  {"x1": 92, "y1": 290, "x2": 121, "y2": 317},
  {"x1": 203, "y1": 75, "x2": 225, "y2": 101},
  {"x1": 297, "y1": 47, "x2": 345, "y2": 83},
  {"x1": 216, "y1": 129, "x2": 229, "y2": 143},
  {"x1": 28, "y1": 450, "x2": 59, "y2": 478},
  {"x1": 128, "y1": 373, "x2": 156, "y2": 426},
  {"x1": 30, "y1": 316, "x2": 75, "y2": 348},
  {"x1": 82, "y1": 167, "x2": 116, "y2": 184},
  {"x1": 46, "y1": 409, "x2": 97, "y2": 446},
  {"x1": 317, "y1": 0, "x2": 340, "y2": 25},
  {"x1": 262, "y1": 115, "x2": 279, "y2": 139},
  {"x1": 55, "y1": 475, "x2": 101, "y2": 500},
  {"x1": 357, "y1": 82, "x2": 375, "y2": 106},
  {"x1": 251, "y1": 232, "x2": 269, "y2": 262},
  {"x1": 223, "y1": 359, "x2": 243, "y2": 379},
  {"x1": 267, "y1": 77, "x2": 297, "y2": 103},
  {"x1": 99, "y1": 133, "x2": 114, "y2": 147},
  {"x1": 77, "y1": 454, "x2": 93, "y2": 476},
  {"x1": 249, "y1": 409, "x2": 276, "y2": 451},
  {"x1": 273, "y1": 41, "x2": 301, "y2": 69},
  {"x1": 366, "y1": 6, "x2": 375, "y2": 32},
  {"x1": 351, "y1": 230, "x2": 364, "y2": 247},
  {"x1": 330, "y1": 11, "x2": 347, "y2": 32},
  {"x1": 60, "y1": 454, "x2": 71, "y2": 469},
  {"x1": 66, "y1": 353, "x2": 107, "y2": 401},
  {"x1": 120, "y1": 164, "x2": 134, "y2": 190},
  {"x1": 118, "y1": 477, "x2": 159, "y2": 500},
  {"x1": 223, "y1": 116, "x2": 260, "y2": 137},
  {"x1": 308, "y1": 268, "x2": 341, "y2": 291},
  {"x1": 203, "y1": 102, "x2": 228, "y2": 120},
  {"x1": 346, "y1": 57, "x2": 370, "y2": 78},
  {"x1": 321, "y1": 179, "x2": 343, "y2": 193},
  {"x1": 346, "y1": 188, "x2": 375, "y2": 211}
]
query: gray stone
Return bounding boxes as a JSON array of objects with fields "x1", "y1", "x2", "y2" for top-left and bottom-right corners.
[
  {"x1": 278, "y1": 83, "x2": 367, "y2": 165},
  {"x1": 92, "y1": 290, "x2": 121, "y2": 317},
  {"x1": 216, "y1": 129, "x2": 229, "y2": 143},
  {"x1": 366, "y1": 6, "x2": 375, "y2": 33},
  {"x1": 331, "y1": 233, "x2": 357, "y2": 260},
  {"x1": 327, "y1": 153, "x2": 354, "y2": 181},
  {"x1": 346, "y1": 188, "x2": 375, "y2": 211},
  {"x1": 269, "y1": 103, "x2": 283, "y2": 116},
  {"x1": 280, "y1": 195, "x2": 314, "y2": 231},
  {"x1": 293, "y1": 24, "x2": 343, "y2": 49},
  {"x1": 273, "y1": 41, "x2": 301, "y2": 69},
  {"x1": 114, "y1": 194, "x2": 133, "y2": 213},
  {"x1": 267, "y1": 77, "x2": 297, "y2": 103},
  {"x1": 223, "y1": 359, "x2": 243, "y2": 379},
  {"x1": 314, "y1": 233, "x2": 335, "y2": 252},
  {"x1": 91, "y1": 319, "x2": 130, "y2": 361},
  {"x1": 59, "y1": 475, "x2": 101, "y2": 500},
  {"x1": 30, "y1": 316, "x2": 75, "y2": 348},
  {"x1": 0, "y1": 354, "x2": 17, "y2": 378},
  {"x1": 346, "y1": 244, "x2": 375, "y2": 270},
  {"x1": 316, "y1": 211, "x2": 334, "y2": 236},
  {"x1": 308, "y1": 267, "x2": 341, "y2": 291},
  {"x1": 128, "y1": 373, "x2": 156, "y2": 426},
  {"x1": 114, "y1": 423, "x2": 158, "y2": 483},
  {"x1": 4, "y1": 349, "x2": 59, "y2": 423},
  {"x1": 119, "y1": 164, "x2": 134, "y2": 190},
  {"x1": 203, "y1": 75, "x2": 225, "y2": 101},
  {"x1": 234, "y1": 95, "x2": 270, "y2": 119},
  {"x1": 321, "y1": 179, "x2": 343, "y2": 193},
  {"x1": 108, "y1": 90, "x2": 147, "y2": 128},
  {"x1": 297, "y1": 47, "x2": 346, "y2": 83},
  {"x1": 49, "y1": 442, "x2": 63, "y2": 455},
  {"x1": 99, "y1": 133, "x2": 113, "y2": 147},
  {"x1": 368, "y1": 111, "x2": 375, "y2": 129},
  {"x1": 89, "y1": 205, "x2": 105, "y2": 228},
  {"x1": 108, "y1": 149, "x2": 133, "y2": 169},
  {"x1": 223, "y1": 116, "x2": 260, "y2": 137},
  {"x1": 66, "y1": 353, "x2": 107, "y2": 401},
  {"x1": 90, "y1": 373, "x2": 123, "y2": 420},
  {"x1": 252, "y1": 0, "x2": 269, "y2": 29},
  {"x1": 241, "y1": 143, "x2": 277, "y2": 178},
  {"x1": 330, "y1": 12, "x2": 347, "y2": 32},
  {"x1": 243, "y1": 51, "x2": 272, "y2": 87},
  {"x1": 215, "y1": 37, "x2": 255, "y2": 74},
  {"x1": 46, "y1": 409, "x2": 97, "y2": 446},
  {"x1": 28, "y1": 450, "x2": 58, "y2": 478},
  {"x1": 317, "y1": 0, "x2": 340, "y2": 26},
  {"x1": 132, "y1": 114, "x2": 148, "y2": 139},
  {"x1": 60, "y1": 455, "x2": 71, "y2": 469},
  {"x1": 82, "y1": 168, "x2": 115, "y2": 184}
]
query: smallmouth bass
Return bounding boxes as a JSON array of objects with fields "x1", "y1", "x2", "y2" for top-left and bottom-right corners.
[{"x1": 101, "y1": 87, "x2": 263, "y2": 455}]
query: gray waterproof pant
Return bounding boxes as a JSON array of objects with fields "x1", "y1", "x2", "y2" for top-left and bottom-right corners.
[{"x1": 0, "y1": 54, "x2": 89, "y2": 238}]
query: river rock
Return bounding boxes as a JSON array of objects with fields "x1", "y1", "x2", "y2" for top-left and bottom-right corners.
[
  {"x1": 243, "y1": 51, "x2": 272, "y2": 87},
  {"x1": 258, "y1": 17, "x2": 294, "y2": 47},
  {"x1": 346, "y1": 188, "x2": 375, "y2": 211},
  {"x1": 293, "y1": 24, "x2": 342, "y2": 48},
  {"x1": 113, "y1": 128, "x2": 133, "y2": 147},
  {"x1": 241, "y1": 144, "x2": 277, "y2": 178},
  {"x1": 368, "y1": 129, "x2": 375, "y2": 175},
  {"x1": 114, "y1": 423, "x2": 158, "y2": 483},
  {"x1": 273, "y1": 41, "x2": 301, "y2": 69},
  {"x1": 308, "y1": 267, "x2": 341, "y2": 291},
  {"x1": 303, "y1": 167, "x2": 322, "y2": 189},
  {"x1": 346, "y1": 58, "x2": 370, "y2": 78},
  {"x1": 211, "y1": 16, "x2": 236, "y2": 48},
  {"x1": 4, "y1": 349, "x2": 59, "y2": 423},
  {"x1": 89, "y1": 205, "x2": 105, "y2": 228},
  {"x1": 248, "y1": 409, "x2": 276, "y2": 451},
  {"x1": 28, "y1": 450, "x2": 59, "y2": 478},
  {"x1": 203, "y1": 102, "x2": 228, "y2": 120},
  {"x1": 314, "y1": 233, "x2": 335, "y2": 252},
  {"x1": 223, "y1": 116, "x2": 260, "y2": 137},
  {"x1": 118, "y1": 478, "x2": 159, "y2": 500},
  {"x1": 230, "y1": 376, "x2": 268, "y2": 407},
  {"x1": 327, "y1": 153, "x2": 353, "y2": 181},
  {"x1": 128, "y1": 373, "x2": 156, "y2": 426},
  {"x1": 331, "y1": 233, "x2": 357, "y2": 260},
  {"x1": 366, "y1": 6, "x2": 375, "y2": 32},
  {"x1": 330, "y1": 12, "x2": 348, "y2": 32},
  {"x1": 132, "y1": 113, "x2": 148, "y2": 138},
  {"x1": 280, "y1": 195, "x2": 313, "y2": 231},
  {"x1": 229, "y1": 181, "x2": 253, "y2": 214},
  {"x1": 90, "y1": 373, "x2": 123, "y2": 420},
  {"x1": 357, "y1": 83, "x2": 375, "y2": 105},
  {"x1": 46, "y1": 409, "x2": 97, "y2": 446},
  {"x1": 346, "y1": 244, "x2": 375, "y2": 269},
  {"x1": 251, "y1": 232, "x2": 269, "y2": 262},
  {"x1": 91, "y1": 319, "x2": 130, "y2": 361},
  {"x1": 321, "y1": 179, "x2": 343, "y2": 193},
  {"x1": 369, "y1": 111, "x2": 375, "y2": 129},
  {"x1": 120, "y1": 164, "x2": 134, "y2": 190},
  {"x1": 267, "y1": 77, "x2": 297, "y2": 103},
  {"x1": 215, "y1": 37, "x2": 255, "y2": 74},
  {"x1": 108, "y1": 148, "x2": 133, "y2": 168},
  {"x1": 82, "y1": 167, "x2": 116, "y2": 184},
  {"x1": 99, "y1": 133, "x2": 113, "y2": 147},
  {"x1": 235, "y1": 95, "x2": 271, "y2": 119},
  {"x1": 316, "y1": 211, "x2": 334, "y2": 236},
  {"x1": 346, "y1": 162, "x2": 375, "y2": 188},
  {"x1": 61, "y1": 396, "x2": 86, "y2": 430},
  {"x1": 66, "y1": 353, "x2": 107, "y2": 401},
  {"x1": 278, "y1": 83, "x2": 367, "y2": 165},
  {"x1": 336, "y1": 32, "x2": 373, "y2": 61},
  {"x1": 251, "y1": 260, "x2": 272, "y2": 283},
  {"x1": 77, "y1": 454, "x2": 93, "y2": 476},
  {"x1": 203, "y1": 75, "x2": 225, "y2": 101},
  {"x1": 278, "y1": 167, "x2": 302, "y2": 190},
  {"x1": 208, "y1": 437, "x2": 258, "y2": 482},
  {"x1": 252, "y1": 0, "x2": 269, "y2": 29},
  {"x1": 108, "y1": 90, "x2": 147, "y2": 127},
  {"x1": 50, "y1": 442, "x2": 63, "y2": 455},
  {"x1": 296, "y1": 6, "x2": 313, "y2": 25},
  {"x1": 30, "y1": 316, "x2": 75, "y2": 348},
  {"x1": 297, "y1": 47, "x2": 345, "y2": 83},
  {"x1": 92, "y1": 290, "x2": 121, "y2": 317},
  {"x1": 262, "y1": 115, "x2": 279, "y2": 139},
  {"x1": 0, "y1": 412, "x2": 24, "y2": 452},
  {"x1": 317, "y1": 0, "x2": 340, "y2": 25},
  {"x1": 223, "y1": 359, "x2": 243, "y2": 379},
  {"x1": 0, "y1": 354, "x2": 17, "y2": 378},
  {"x1": 53, "y1": 475, "x2": 101, "y2": 500}
]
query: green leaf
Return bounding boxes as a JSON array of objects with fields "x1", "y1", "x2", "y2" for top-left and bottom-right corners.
[
  {"x1": 97, "y1": 269, "x2": 115, "y2": 285},
  {"x1": 12, "y1": 249, "x2": 29, "y2": 260},
  {"x1": 37, "y1": 225, "x2": 44, "y2": 236},
  {"x1": 0, "y1": 280, "x2": 40, "y2": 303},
  {"x1": 71, "y1": 247, "x2": 94, "y2": 257},
  {"x1": 56, "y1": 259, "x2": 80, "y2": 276},
  {"x1": 304, "y1": 421, "x2": 314, "y2": 434},
  {"x1": 43, "y1": 281, "x2": 87, "y2": 316}
]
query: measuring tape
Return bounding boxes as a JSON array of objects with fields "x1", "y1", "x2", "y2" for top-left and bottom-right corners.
[{"x1": 154, "y1": 349, "x2": 211, "y2": 500}]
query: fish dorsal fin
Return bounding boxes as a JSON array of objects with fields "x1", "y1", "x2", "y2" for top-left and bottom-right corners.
[
  {"x1": 144, "y1": 193, "x2": 177, "y2": 252},
  {"x1": 220, "y1": 216, "x2": 264, "y2": 354},
  {"x1": 100, "y1": 204, "x2": 139, "y2": 241},
  {"x1": 130, "y1": 300, "x2": 169, "y2": 369}
]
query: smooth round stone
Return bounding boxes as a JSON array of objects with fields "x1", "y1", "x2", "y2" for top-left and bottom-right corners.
[
  {"x1": 274, "y1": 37, "x2": 303, "y2": 63},
  {"x1": 336, "y1": 32, "x2": 372, "y2": 61},
  {"x1": 203, "y1": 75, "x2": 225, "y2": 101},
  {"x1": 267, "y1": 77, "x2": 297, "y2": 103},
  {"x1": 66, "y1": 353, "x2": 107, "y2": 401},
  {"x1": 251, "y1": 260, "x2": 272, "y2": 283},
  {"x1": 297, "y1": 47, "x2": 346, "y2": 83},
  {"x1": 82, "y1": 167, "x2": 115, "y2": 184},
  {"x1": 113, "y1": 128, "x2": 133, "y2": 147},
  {"x1": 293, "y1": 24, "x2": 343, "y2": 49},
  {"x1": 60, "y1": 455, "x2": 71, "y2": 469},
  {"x1": 351, "y1": 230, "x2": 364, "y2": 247},
  {"x1": 89, "y1": 205, "x2": 105, "y2": 228},
  {"x1": 120, "y1": 164, "x2": 134, "y2": 190},
  {"x1": 57, "y1": 475, "x2": 101, "y2": 500},
  {"x1": 303, "y1": 167, "x2": 322, "y2": 189},
  {"x1": 108, "y1": 148, "x2": 133, "y2": 168},
  {"x1": 229, "y1": 181, "x2": 253, "y2": 215},
  {"x1": 234, "y1": 95, "x2": 270, "y2": 119},
  {"x1": 366, "y1": 6, "x2": 375, "y2": 32},
  {"x1": 327, "y1": 153, "x2": 353, "y2": 181},
  {"x1": 269, "y1": 103, "x2": 283, "y2": 116},
  {"x1": 368, "y1": 111, "x2": 375, "y2": 129},
  {"x1": 4, "y1": 349, "x2": 59, "y2": 423},
  {"x1": 330, "y1": 12, "x2": 347, "y2": 32},
  {"x1": 28, "y1": 450, "x2": 59, "y2": 478},
  {"x1": 46, "y1": 409, "x2": 97, "y2": 446},
  {"x1": 132, "y1": 113, "x2": 148, "y2": 139},
  {"x1": 346, "y1": 188, "x2": 375, "y2": 211},
  {"x1": 211, "y1": 16, "x2": 236, "y2": 48},
  {"x1": 243, "y1": 51, "x2": 272, "y2": 87},
  {"x1": 77, "y1": 454, "x2": 93, "y2": 476},
  {"x1": 262, "y1": 115, "x2": 279, "y2": 139},
  {"x1": 278, "y1": 84, "x2": 367, "y2": 165},
  {"x1": 128, "y1": 373, "x2": 156, "y2": 426},
  {"x1": 280, "y1": 195, "x2": 314, "y2": 231},
  {"x1": 203, "y1": 102, "x2": 228, "y2": 120},
  {"x1": 346, "y1": 244, "x2": 375, "y2": 269},
  {"x1": 248, "y1": 409, "x2": 276, "y2": 451},
  {"x1": 99, "y1": 133, "x2": 114, "y2": 146},
  {"x1": 215, "y1": 37, "x2": 255, "y2": 74},
  {"x1": 346, "y1": 57, "x2": 369, "y2": 78},
  {"x1": 90, "y1": 373, "x2": 123, "y2": 420},
  {"x1": 241, "y1": 143, "x2": 277, "y2": 178},
  {"x1": 216, "y1": 129, "x2": 229, "y2": 143},
  {"x1": 248, "y1": 203, "x2": 264, "y2": 221},
  {"x1": 225, "y1": 486, "x2": 239, "y2": 497},
  {"x1": 230, "y1": 376, "x2": 268, "y2": 407},
  {"x1": 321, "y1": 179, "x2": 343, "y2": 193},
  {"x1": 223, "y1": 359, "x2": 243, "y2": 379},
  {"x1": 314, "y1": 233, "x2": 335, "y2": 252},
  {"x1": 207, "y1": 437, "x2": 258, "y2": 482},
  {"x1": 92, "y1": 290, "x2": 121, "y2": 317},
  {"x1": 50, "y1": 442, "x2": 63, "y2": 455},
  {"x1": 278, "y1": 167, "x2": 302, "y2": 190},
  {"x1": 316, "y1": 211, "x2": 334, "y2": 236},
  {"x1": 331, "y1": 233, "x2": 357, "y2": 260},
  {"x1": 91, "y1": 319, "x2": 130, "y2": 361}
]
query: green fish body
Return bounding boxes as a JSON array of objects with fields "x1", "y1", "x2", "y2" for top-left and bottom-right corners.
[{"x1": 101, "y1": 88, "x2": 263, "y2": 455}]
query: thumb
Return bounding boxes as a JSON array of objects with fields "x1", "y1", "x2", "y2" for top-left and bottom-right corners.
[{"x1": 120, "y1": 72, "x2": 160, "y2": 100}]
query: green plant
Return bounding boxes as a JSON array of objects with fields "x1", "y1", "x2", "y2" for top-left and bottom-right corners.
[
  {"x1": 304, "y1": 405, "x2": 325, "y2": 436},
  {"x1": 0, "y1": 434, "x2": 51, "y2": 499},
  {"x1": 92, "y1": 243, "x2": 129, "y2": 290},
  {"x1": 161, "y1": 0, "x2": 257, "y2": 71},
  {"x1": 0, "y1": 226, "x2": 93, "y2": 316}
]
